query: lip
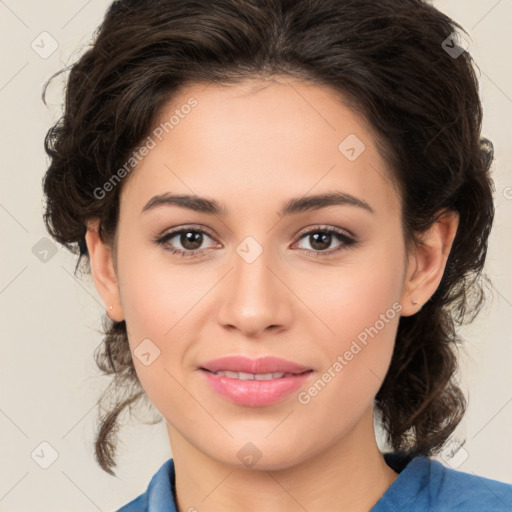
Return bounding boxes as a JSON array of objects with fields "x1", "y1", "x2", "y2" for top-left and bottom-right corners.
[
  {"x1": 200, "y1": 369, "x2": 314, "y2": 407},
  {"x1": 199, "y1": 355, "x2": 312, "y2": 375},
  {"x1": 198, "y1": 356, "x2": 314, "y2": 407}
]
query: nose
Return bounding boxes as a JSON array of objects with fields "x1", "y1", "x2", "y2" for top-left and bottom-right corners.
[{"x1": 217, "y1": 245, "x2": 292, "y2": 337}]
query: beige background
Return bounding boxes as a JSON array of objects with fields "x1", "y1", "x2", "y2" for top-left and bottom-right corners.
[{"x1": 0, "y1": 0, "x2": 511, "y2": 510}]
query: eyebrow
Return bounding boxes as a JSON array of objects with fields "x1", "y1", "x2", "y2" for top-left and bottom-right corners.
[{"x1": 141, "y1": 191, "x2": 374, "y2": 217}]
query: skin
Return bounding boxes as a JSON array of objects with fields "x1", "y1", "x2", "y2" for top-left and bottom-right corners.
[{"x1": 85, "y1": 76, "x2": 459, "y2": 512}]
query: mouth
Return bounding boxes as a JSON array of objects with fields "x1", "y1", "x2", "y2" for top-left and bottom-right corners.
[
  {"x1": 197, "y1": 355, "x2": 314, "y2": 406},
  {"x1": 200, "y1": 368, "x2": 313, "y2": 380},
  {"x1": 198, "y1": 367, "x2": 315, "y2": 407}
]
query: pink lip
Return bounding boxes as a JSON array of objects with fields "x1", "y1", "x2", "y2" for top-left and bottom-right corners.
[
  {"x1": 200, "y1": 355, "x2": 312, "y2": 374},
  {"x1": 200, "y1": 369, "x2": 313, "y2": 407},
  {"x1": 198, "y1": 356, "x2": 314, "y2": 407}
]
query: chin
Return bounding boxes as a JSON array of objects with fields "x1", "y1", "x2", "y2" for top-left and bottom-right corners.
[{"x1": 206, "y1": 437, "x2": 312, "y2": 472}]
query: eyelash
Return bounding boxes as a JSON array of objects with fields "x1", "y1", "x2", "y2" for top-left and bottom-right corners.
[{"x1": 153, "y1": 224, "x2": 358, "y2": 259}]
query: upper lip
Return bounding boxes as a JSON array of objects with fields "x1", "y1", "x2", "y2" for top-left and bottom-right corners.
[{"x1": 200, "y1": 356, "x2": 312, "y2": 375}]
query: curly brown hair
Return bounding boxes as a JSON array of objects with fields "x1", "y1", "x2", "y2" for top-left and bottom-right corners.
[{"x1": 41, "y1": 0, "x2": 494, "y2": 476}]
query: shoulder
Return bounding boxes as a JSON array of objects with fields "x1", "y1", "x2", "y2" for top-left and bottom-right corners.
[
  {"x1": 381, "y1": 453, "x2": 512, "y2": 512},
  {"x1": 426, "y1": 457, "x2": 512, "y2": 511},
  {"x1": 115, "y1": 458, "x2": 176, "y2": 512}
]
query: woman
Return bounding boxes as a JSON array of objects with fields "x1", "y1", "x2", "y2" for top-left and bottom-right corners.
[{"x1": 42, "y1": 0, "x2": 512, "y2": 510}]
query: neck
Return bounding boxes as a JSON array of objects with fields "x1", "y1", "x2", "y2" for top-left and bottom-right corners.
[{"x1": 167, "y1": 407, "x2": 398, "y2": 512}]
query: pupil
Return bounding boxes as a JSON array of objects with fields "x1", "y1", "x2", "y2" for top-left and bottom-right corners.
[
  {"x1": 181, "y1": 231, "x2": 202, "y2": 250},
  {"x1": 310, "y1": 232, "x2": 331, "y2": 251}
]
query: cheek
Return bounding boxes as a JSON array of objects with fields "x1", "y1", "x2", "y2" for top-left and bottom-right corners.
[
  {"x1": 117, "y1": 242, "x2": 198, "y2": 336},
  {"x1": 115, "y1": 244, "x2": 209, "y2": 405},
  {"x1": 297, "y1": 247, "x2": 404, "y2": 412},
  {"x1": 300, "y1": 243, "x2": 403, "y2": 347},
  {"x1": 297, "y1": 294, "x2": 399, "y2": 435}
]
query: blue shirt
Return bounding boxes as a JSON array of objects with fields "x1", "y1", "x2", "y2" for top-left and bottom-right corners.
[{"x1": 116, "y1": 452, "x2": 512, "y2": 511}]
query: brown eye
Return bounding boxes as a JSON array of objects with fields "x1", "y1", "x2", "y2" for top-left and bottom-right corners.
[
  {"x1": 176, "y1": 230, "x2": 204, "y2": 251},
  {"x1": 154, "y1": 226, "x2": 218, "y2": 257},
  {"x1": 295, "y1": 226, "x2": 357, "y2": 257}
]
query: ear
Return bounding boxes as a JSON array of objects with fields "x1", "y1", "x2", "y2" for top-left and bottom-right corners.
[
  {"x1": 399, "y1": 209, "x2": 459, "y2": 316},
  {"x1": 85, "y1": 219, "x2": 124, "y2": 322}
]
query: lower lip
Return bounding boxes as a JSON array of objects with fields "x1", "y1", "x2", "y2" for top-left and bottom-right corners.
[{"x1": 200, "y1": 369, "x2": 314, "y2": 407}]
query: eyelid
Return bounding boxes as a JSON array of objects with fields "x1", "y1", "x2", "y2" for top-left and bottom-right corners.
[
  {"x1": 294, "y1": 223, "x2": 356, "y2": 241},
  {"x1": 157, "y1": 223, "x2": 217, "y2": 240}
]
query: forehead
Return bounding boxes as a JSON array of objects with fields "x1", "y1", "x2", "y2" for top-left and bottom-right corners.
[{"x1": 121, "y1": 77, "x2": 400, "y2": 219}]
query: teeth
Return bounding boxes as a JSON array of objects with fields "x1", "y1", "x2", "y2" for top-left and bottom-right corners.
[
  {"x1": 212, "y1": 370, "x2": 288, "y2": 380},
  {"x1": 255, "y1": 372, "x2": 283, "y2": 380}
]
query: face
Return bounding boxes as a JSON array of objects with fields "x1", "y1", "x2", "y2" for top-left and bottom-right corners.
[{"x1": 94, "y1": 77, "x2": 417, "y2": 470}]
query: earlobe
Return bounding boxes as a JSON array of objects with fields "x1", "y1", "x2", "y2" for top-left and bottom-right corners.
[
  {"x1": 85, "y1": 219, "x2": 124, "y2": 321},
  {"x1": 399, "y1": 210, "x2": 459, "y2": 316}
]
